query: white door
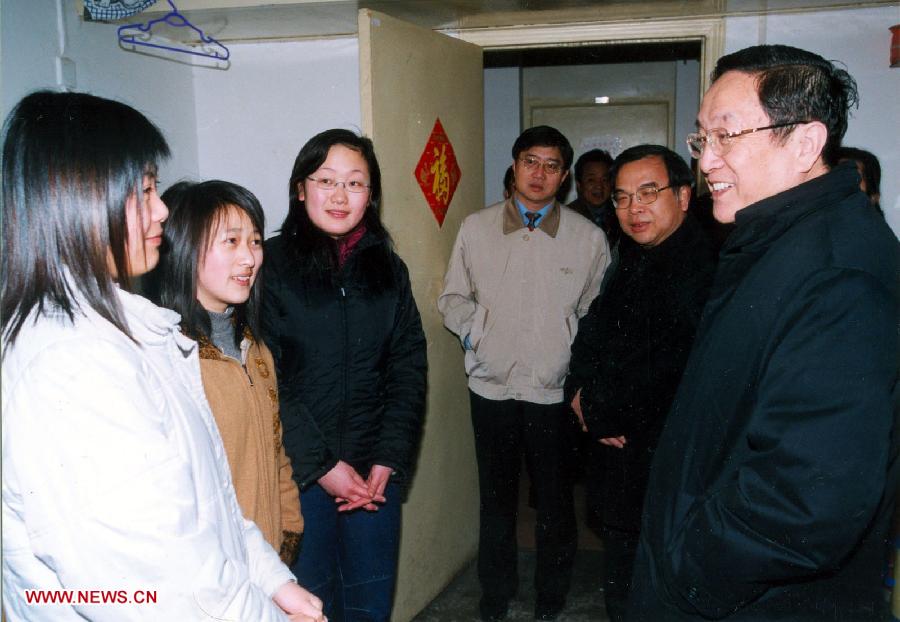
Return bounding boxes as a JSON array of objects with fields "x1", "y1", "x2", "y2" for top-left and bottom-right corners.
[{"x1": 358, "y1": 9, "x2": 484, "y2": 621}]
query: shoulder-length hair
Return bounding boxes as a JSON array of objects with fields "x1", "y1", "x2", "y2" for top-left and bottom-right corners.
[
  {"x1": 1, "y1": 90, "x2": 170, "y2": 351},
  {"x1": 154, "y1": 180, "x2": 266, "y2": 349},
  {"x1": 280, "y1": 128, "x2": 395, "y2": 292}
]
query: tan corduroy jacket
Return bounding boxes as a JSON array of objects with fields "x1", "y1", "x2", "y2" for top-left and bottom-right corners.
[{"x1": 198, "y1": 332, "x2": 303, "y2": 558}]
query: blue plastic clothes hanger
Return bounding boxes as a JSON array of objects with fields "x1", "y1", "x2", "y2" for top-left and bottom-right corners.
[{"x1": 117, "y1": 0, "x2": 230, "y2": 61}]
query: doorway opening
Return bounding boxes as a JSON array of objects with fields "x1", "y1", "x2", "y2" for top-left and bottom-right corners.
[{"x1": 483, "y1": 40, "x2": 702, "y2": 206}]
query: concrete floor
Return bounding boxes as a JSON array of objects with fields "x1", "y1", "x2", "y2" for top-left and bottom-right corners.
[
  {"x1": 413, "y1": 479, "x2": 610, "y2": 621},
  {"x1": 411, "y1": 549, "x2": 608, "y2": 622}
]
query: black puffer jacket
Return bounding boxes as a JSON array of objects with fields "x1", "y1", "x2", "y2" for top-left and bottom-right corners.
[{"x1": 263, "y1": 232, "x2": 427, "y2": 490}]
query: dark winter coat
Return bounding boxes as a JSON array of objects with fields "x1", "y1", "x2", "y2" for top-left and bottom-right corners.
[
  {"x1": 568, "y1": 196, "x2": 622, "y2": 249},
  {"x1": 628, "y1": 162, "x2": 899, "y2": 621},
  {"x1": 564, "y1": 213, "x2": 716, "y2": 531},
  {"x1": 262, "y1": 232, "x2": 427, "y2": 490}
]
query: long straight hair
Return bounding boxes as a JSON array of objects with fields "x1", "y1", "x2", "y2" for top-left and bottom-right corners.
[
  {"x1": 153, "y1": 180, "x2": 266, "y2": 349},
  {"x1": 280, "y1": 129, "x2": 395, "y2": 293},
  {"x1": 1, "y1": 91, "x2": 170, "y2": 352}
]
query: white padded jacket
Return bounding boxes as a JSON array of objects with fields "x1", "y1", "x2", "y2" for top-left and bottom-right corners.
[{"x1": 1, "y1": 285, "x2": 295, "y2": 621}]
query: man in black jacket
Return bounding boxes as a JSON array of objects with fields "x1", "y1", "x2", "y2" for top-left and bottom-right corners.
[
  {"x1": 628, "y1": 45, "x2": 899, "y2": 621},
  {"x1": 567, "y1": 149, "x2": 621, "y2": 248},
  {"x1": 565, "y1": 145, "x2": 716, "y2": 621}
]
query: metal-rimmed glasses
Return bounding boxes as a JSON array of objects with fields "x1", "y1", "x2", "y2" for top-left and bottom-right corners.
[
  {"x1": 307, "y1": 176, "x2": 371, "y2": 193},
  {"x1": 612, "y1": 184, "x2": 673, "y2": 210},
  {"x1": 685, "y1": 121, "x2": 807, "y2": 159},
  {"x1": 518, "y1": 155, "x2": 564, "y2": 175}
]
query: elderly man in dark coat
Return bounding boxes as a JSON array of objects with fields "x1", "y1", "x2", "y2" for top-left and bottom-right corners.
[
  {"x1": 628, "y1": 44, "x2": 899, "y2": 622},
  {"x1": 564, "y1": 144, "x2": 717, "y2": 622}
]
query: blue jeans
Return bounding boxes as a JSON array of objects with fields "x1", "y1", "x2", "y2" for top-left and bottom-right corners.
[{"x1": 291, "y1": 482, "x2": 401, "y2": 622}]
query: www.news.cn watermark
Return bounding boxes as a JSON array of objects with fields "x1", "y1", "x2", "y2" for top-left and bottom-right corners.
[{"x1": 24, "y1": 589, "x2": 157, "y2": 605}]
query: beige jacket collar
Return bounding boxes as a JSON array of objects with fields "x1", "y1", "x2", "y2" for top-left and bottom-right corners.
[{"x1": 502, "y1": 198, "x2": 561, "y2": 238}]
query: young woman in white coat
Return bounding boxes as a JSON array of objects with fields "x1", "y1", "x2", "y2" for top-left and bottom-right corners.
[{"x1": 0, "y1": 91, "x2": 324, "y2": 622}]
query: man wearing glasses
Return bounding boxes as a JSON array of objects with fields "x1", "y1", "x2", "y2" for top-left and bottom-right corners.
[
  {"x1": 628, "y1": 45, "x2": 898, "y2": 621},
  {"x1": 439, "y1": 125, "x2": 609, "y2": 621},
  {"x1": 564, "y1": 144, "x2": 716, "y2": 622}
]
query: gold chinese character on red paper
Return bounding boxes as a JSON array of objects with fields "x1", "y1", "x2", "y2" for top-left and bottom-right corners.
[{"x1": 414, "y1": 118, "x2": 461, "y2": 227}]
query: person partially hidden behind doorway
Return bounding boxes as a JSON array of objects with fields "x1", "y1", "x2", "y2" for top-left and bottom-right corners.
[{"x1": 568, "y1": 149, "x2": 621, "y2": 249}]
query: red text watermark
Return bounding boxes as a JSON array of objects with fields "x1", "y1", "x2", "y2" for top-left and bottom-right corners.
[{"x1": 24, "y1": 589, "x2": 157, "y2": 606}]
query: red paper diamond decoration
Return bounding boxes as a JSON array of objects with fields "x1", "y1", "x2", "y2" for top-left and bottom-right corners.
[{"x1": 414, "y1": 118, "x2": 461, "y2": 227}]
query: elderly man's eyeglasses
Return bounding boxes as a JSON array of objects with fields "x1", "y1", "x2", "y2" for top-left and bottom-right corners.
[
  {"x1": 685, "y1": 121, "x2": 806, "y2": 159},
  {"x1": 612, "y1": 184, "x2": 673, "y2": 210},
  {"x1": 518, "y1": 155, "x2": 564, "y2": 175},
  {"x1": 307, "y1": 176, "x2": 371, "y2": 193}
]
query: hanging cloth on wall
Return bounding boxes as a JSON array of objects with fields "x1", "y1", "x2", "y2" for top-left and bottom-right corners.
[{"x1": 84, "y1": 0, "x2": 159, "y2": 21}]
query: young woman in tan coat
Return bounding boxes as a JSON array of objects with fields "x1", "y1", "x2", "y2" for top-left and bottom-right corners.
[{"x1": 153, "y1": 180, "x2": 304, "y2": 565}]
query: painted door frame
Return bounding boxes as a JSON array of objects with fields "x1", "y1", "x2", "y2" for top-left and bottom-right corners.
[
  {"x1": 451, "y1": 17, "x2": 723, "y2": 196},
  {"x1": 449, "y1": 17, "x2": 724, "y2": 95}
]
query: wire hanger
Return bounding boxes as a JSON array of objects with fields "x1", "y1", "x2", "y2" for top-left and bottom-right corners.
[{"x1": 117, "y1": 0, "x2": 230, "y2": 61}]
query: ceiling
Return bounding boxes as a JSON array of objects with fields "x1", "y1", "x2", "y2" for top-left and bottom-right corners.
[{"x1": 86, "y1": 0, "x2": 895, "y2": 45}]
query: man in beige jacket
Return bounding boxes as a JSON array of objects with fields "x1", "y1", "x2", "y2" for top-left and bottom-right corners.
[{"x1": 439, "y1": 126, "x2": 610, "y2": 621}]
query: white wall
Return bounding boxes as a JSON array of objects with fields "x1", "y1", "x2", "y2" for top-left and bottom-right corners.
[
  {"x1": 1, "y1": 1, "x2": 59, "y2": 118},
  {"x1": 1, "y1": 1, "x2": 200, "y2": 188},
  {"x1": 724, "y1": 5, "x2": 900, "y2": 235},
  {"x1": 483, "y1": 66, "x2": 520, "y2": 205},
  {"x1": 0, "y1": 3, "x2": 358, "y2": 238},
  {"x1": 192, "y1": 37, "x2": 361, "y2": 236}
]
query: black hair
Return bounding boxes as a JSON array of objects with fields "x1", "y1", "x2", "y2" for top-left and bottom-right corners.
[
  {"x1": 574, "y1": 149, "x2": 614, "y2": 182},
  {"x1": 511, "y1": 125, "x2": 574, "y2": 171},
  {"x1": 609, "y1": 144, "x2": 694, "y2": 191},
  {"x1": 1, "y1": 90, "x2": 170, "y2": 351},
  {"x1": 280, "y1": 129, "x2": 395, "y2": 293},
  {"x1": 836, "y1": 146, "x2": 881, "y2": 207},
  {"x1": 502, "y1": 165, "x2": 515, "y2": 198},
  {"x1": 711, "y1": 44, "x2": 858, "y2": 165},
  {"x1": 153, "y1": 180, "x2": 266, "y2": 349}
]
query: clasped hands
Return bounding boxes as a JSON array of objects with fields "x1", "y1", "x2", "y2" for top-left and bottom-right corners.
[
  {"x1": 571, "y1": 388, "x2": 627, "y2": 450},
  {"x1": 318, "y1": 460, "x2": 391, "y2": 512}
]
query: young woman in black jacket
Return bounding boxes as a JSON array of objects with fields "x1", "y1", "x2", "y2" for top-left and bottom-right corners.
[{"x1": 263, "y1": 129, "x2": 427, "y2": 622}]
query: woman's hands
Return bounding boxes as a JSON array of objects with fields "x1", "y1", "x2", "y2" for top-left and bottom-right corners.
[
  {"x1": 318, "y1": 461, "x2": 389, "y2": 512},
  {"x1": 274, "y1": 582, "x2": 326, "y2": 622},
  {"x1": 366, "y1": 465, "x2": 392, "y2": 502}
]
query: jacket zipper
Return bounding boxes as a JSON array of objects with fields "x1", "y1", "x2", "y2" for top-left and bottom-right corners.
[{"x1": 338, "y1": 283, "x2": 348, "y2": 458}]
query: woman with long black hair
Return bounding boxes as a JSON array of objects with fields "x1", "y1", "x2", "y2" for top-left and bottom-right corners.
[
  {"x1": 1, "y1": 91, "x2": 323, "y2": 622},
  {"x1": 264, "y1": 129, "x2": 427, "y2": 622},
  {"x1": 152, "y1": 180, "x2": 304, "y2": 564}
]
